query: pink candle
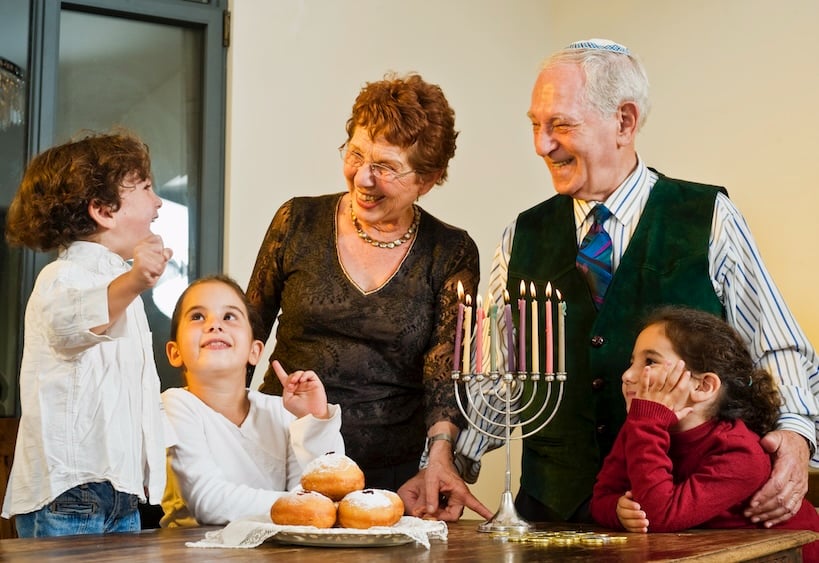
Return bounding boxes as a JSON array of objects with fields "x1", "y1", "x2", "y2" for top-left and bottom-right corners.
[
  {"x1": 530, "y1": 282, "x2": 539, "y2": 374},
  {"x1": 453, "y1": 281, "x2": 465, "y2": 372},
  {"x1": 504, "y1": 290, "x2": 515, "y2": 373},
  {"x1": 462, "y1": 294, "x2": 472, "y2": 374},
  {"x1": 475, "y1": 295, "x2": 485, "y2": 375},
  {"x1": 545, "y1": 282, "x2": 553, "y2": 374},
  {"x1": 518, "y1": 281, "x2": 526, "y2": 372}
]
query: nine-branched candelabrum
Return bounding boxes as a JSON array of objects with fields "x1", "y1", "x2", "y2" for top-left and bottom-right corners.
[{"x1": 451, "y1": 280, "x2": 567, "y2": 533}]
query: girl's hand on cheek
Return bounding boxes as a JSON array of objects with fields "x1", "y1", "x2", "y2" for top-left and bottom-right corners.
[{"x1": 637, "y1": 360, "x2": 693, "y2": 421}]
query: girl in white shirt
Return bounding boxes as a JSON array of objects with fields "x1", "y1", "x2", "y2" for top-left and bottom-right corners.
[{"x1": 160, "y1": 275, "x2": 344, "y2": 527}]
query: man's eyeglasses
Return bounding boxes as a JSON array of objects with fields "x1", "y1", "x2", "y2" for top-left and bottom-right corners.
[{"x1": 339, "y1": 144, "x2": 416, "y2": 182}]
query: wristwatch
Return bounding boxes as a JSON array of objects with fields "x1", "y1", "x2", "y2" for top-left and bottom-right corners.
[{"x1": 426, "y1": 433, "x2": 454, "y2": 448}]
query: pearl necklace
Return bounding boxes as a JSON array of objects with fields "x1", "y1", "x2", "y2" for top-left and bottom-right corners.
[{"x1": 350, "y1": 204, "x2": 420, "y2": 249}]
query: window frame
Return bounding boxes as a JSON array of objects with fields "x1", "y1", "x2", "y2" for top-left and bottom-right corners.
[
  {"x1": 6, "y1": 0, "x2": 228, "y2": 412},
  {"x1": 29, "y1": 0, "x2": 227, "y2": 277}
]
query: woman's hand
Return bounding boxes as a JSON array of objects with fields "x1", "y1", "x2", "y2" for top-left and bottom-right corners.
[
  {"x1": 397, "y1": 421, "x2": 493, "y2": 522},
  {"x1": 398, "y1": 465, "x2": 493, "y2": 522},
  {"x1": 273, "y1": 360, "x2": 329, "y2": 419}
]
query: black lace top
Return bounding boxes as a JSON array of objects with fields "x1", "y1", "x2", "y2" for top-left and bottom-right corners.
[{"x1": 246, "y1": 193, "x2": 480, "y2": 470}]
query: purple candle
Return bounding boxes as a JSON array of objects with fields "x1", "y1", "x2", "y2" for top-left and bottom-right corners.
[{"x1": 503, "y1": 290, "x2": 514, "y2": 373}]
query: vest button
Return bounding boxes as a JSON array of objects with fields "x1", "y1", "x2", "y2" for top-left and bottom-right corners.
[
  {"x1": 591, "y1": 378, "x2": 605, "y2": 390},
  {"x1": 590, "y1": 335, "x2": 605, "y2": 347},
  {"x1": 596, "y1": 424, "x2": 606, "y2": 434}
]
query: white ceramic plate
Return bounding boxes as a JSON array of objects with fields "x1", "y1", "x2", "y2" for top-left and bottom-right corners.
[{"x1": 272, "y1": 529, "x2": 413, "y2": 548}]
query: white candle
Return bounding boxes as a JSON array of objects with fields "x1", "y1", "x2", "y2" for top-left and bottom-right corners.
[
  {"x1": 462, "y1": 294, "x2": 472, "y2": 374},
  {"x1": 557, "y1": 289, "x2": 566, "y2": 374},
  {"x1": 489, "y1": 302, "x2": 499, "y2": 373},
  {"x1": 545, "y1": 282, "x2": 553, "y2": 374},
  {"x1": 475, "y1": 295, "x2": 485, "y2": 375},
  {"x1": 530, "y1": 281, "x2": 539, "y2": 374}
]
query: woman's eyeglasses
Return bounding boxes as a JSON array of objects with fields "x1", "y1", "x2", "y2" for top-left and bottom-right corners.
[{"x1": 339, "y1": 144, "x2": 416, "y2": 182}]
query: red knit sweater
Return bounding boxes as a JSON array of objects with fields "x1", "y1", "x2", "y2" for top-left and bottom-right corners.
[{"x1": 590, "y1": 399, "x2": 819, "y2": 560}]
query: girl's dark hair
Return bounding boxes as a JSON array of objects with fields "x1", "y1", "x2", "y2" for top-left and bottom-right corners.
[
  {"x1": 643, "y1": 306, "x2": 781, "y2": 436},
  {"x1": 5, "y1": 130, "x2": 151, "y2": 251},
  {"x1": 170, "y1": 274, "x2": 264, "y2": 342},
  {"x1": 343, "y1": 72, "x2": 458, "y2": 185},
  {"x1": 169, "y1": 274, "x2": 265, "y2": 383}
]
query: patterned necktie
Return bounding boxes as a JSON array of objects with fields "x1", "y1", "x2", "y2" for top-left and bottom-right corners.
[{"x1": 576, "y1": 204, "x2": 613, "y2": 309}]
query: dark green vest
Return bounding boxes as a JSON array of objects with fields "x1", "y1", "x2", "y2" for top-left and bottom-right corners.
[{"x1": 507, "y1": 173, "x2": 726, "y2": 519}]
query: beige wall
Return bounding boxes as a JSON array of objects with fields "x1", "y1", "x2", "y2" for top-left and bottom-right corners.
[{"x1": 226, "y1": 0, "x2": 819, "y2": 519}]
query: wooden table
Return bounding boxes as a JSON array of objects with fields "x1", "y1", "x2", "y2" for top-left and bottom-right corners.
[{"x1": 1, "y1": 520, "x2": 816, "y2": 562}]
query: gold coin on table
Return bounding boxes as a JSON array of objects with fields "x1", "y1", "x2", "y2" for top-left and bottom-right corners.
[
  {"x1": 552, "y1": 537, "x2": 577, "y2": 545},
  {"x1": 581, "y1": 537, "x2": 606, "y2": 545}
]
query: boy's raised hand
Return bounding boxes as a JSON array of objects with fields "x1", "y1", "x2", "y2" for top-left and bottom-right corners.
[
  {"x1": 132, "y1": 234, "x2": 173, "y2": 289},
  {"x1": 272, "y1": 360, "x2": 330, "y2": 419},
  {"x1": 100, "y1": 235, "x2": 173, "y2": 333}
]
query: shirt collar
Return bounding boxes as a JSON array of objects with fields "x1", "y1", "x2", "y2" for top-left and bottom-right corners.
[{"x1": 573, "y1": 156, "x2": 655, "y2": 228}]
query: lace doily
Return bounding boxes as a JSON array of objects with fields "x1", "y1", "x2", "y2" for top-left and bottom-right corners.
[{"x1": 186, "y1": 515, "x2": 448, "y2": 550}]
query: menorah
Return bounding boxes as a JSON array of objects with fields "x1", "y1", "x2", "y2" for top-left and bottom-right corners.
[{"x1": 450, "y1": 280, "x2": 567, "y2": 533}]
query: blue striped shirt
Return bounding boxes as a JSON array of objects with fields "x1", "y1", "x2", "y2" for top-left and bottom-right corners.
[{"x1": 455, "y1": 158, "x2": 819, "y2": 481}]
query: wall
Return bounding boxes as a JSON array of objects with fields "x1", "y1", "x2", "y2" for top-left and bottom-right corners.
[{"x1": 226, "y1": 0, "x2": 819, "y2": 519}]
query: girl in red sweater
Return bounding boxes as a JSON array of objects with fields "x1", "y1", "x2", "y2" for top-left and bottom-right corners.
[{"x1": 590, "y1": 306, "x2": 819, "y2": 559}]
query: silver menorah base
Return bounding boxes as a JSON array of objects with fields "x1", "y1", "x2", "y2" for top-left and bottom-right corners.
[
  {"x1": 453, "y1": 370, "x2": 566, "y2": 533},
  {"x1": 478, "y1": 490, "x2": 531, "y2": 533}
]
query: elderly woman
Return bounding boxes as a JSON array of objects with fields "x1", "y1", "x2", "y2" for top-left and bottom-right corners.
[{"x1": 246, "y1": 73, "x2": 490, "y2": 522}]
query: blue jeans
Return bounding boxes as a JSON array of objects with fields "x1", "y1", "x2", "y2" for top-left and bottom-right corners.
[{"x1": 15, "y1": 481, "x2": 140, "y2": 537}]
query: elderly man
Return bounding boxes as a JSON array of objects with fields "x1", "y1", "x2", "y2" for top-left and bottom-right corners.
[{"x1": 437, "y1": 38, "x2": 818, "y2": 528}]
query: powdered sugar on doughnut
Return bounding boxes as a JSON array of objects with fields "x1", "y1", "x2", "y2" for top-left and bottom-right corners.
[
  {"x1": 292, "y1": 490, "x2": 328, "y2": 501},
  {"x1": 302, "y1": 452, "x2": 357, "y2": 474},
  {"x1": 342, "y1": 489, "x2": 393, "y2": 509}
]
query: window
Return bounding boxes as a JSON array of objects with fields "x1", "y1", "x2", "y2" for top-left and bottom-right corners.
[{"x1": 0, "y1": 0, "x2": 228, "y2": 415}]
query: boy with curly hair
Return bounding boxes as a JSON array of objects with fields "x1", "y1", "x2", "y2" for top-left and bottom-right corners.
[{"x1": 2, "y1": 131, "x2": 173, "y2": 537}]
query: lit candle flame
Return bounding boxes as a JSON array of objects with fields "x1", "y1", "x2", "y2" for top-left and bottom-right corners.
[
  {"x1": 545, "y1": 281, "x2": 552, "y2": 300},
  {"x1": 457, "y1": 280, "x2": 464, "y2": 302},
  {"x1": 529, "y1": 281, "x2": 537, "y2": 299},
  {"x1": 503, "y1": 289, "x2": 510, "y2": 304}
]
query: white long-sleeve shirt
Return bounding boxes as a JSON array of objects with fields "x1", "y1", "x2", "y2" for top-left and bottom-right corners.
[
  {"x1": 2, "y1": 241, "x2": 167, "y2": 518},
  {"x1": 456, "y1": 159, "x2": 819, "y2": 480},
  {"x1": 160, "y1": 388, "x2": 344, "y2": 527}
]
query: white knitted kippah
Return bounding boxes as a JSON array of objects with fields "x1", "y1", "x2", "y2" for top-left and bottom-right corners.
[{"x1": 565, "y1": 38, "x2": 630, "y2": 55}]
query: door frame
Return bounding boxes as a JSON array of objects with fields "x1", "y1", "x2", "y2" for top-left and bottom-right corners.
[{"x1": 24, "y1": 0, "x2": 227, "y2": 309}]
